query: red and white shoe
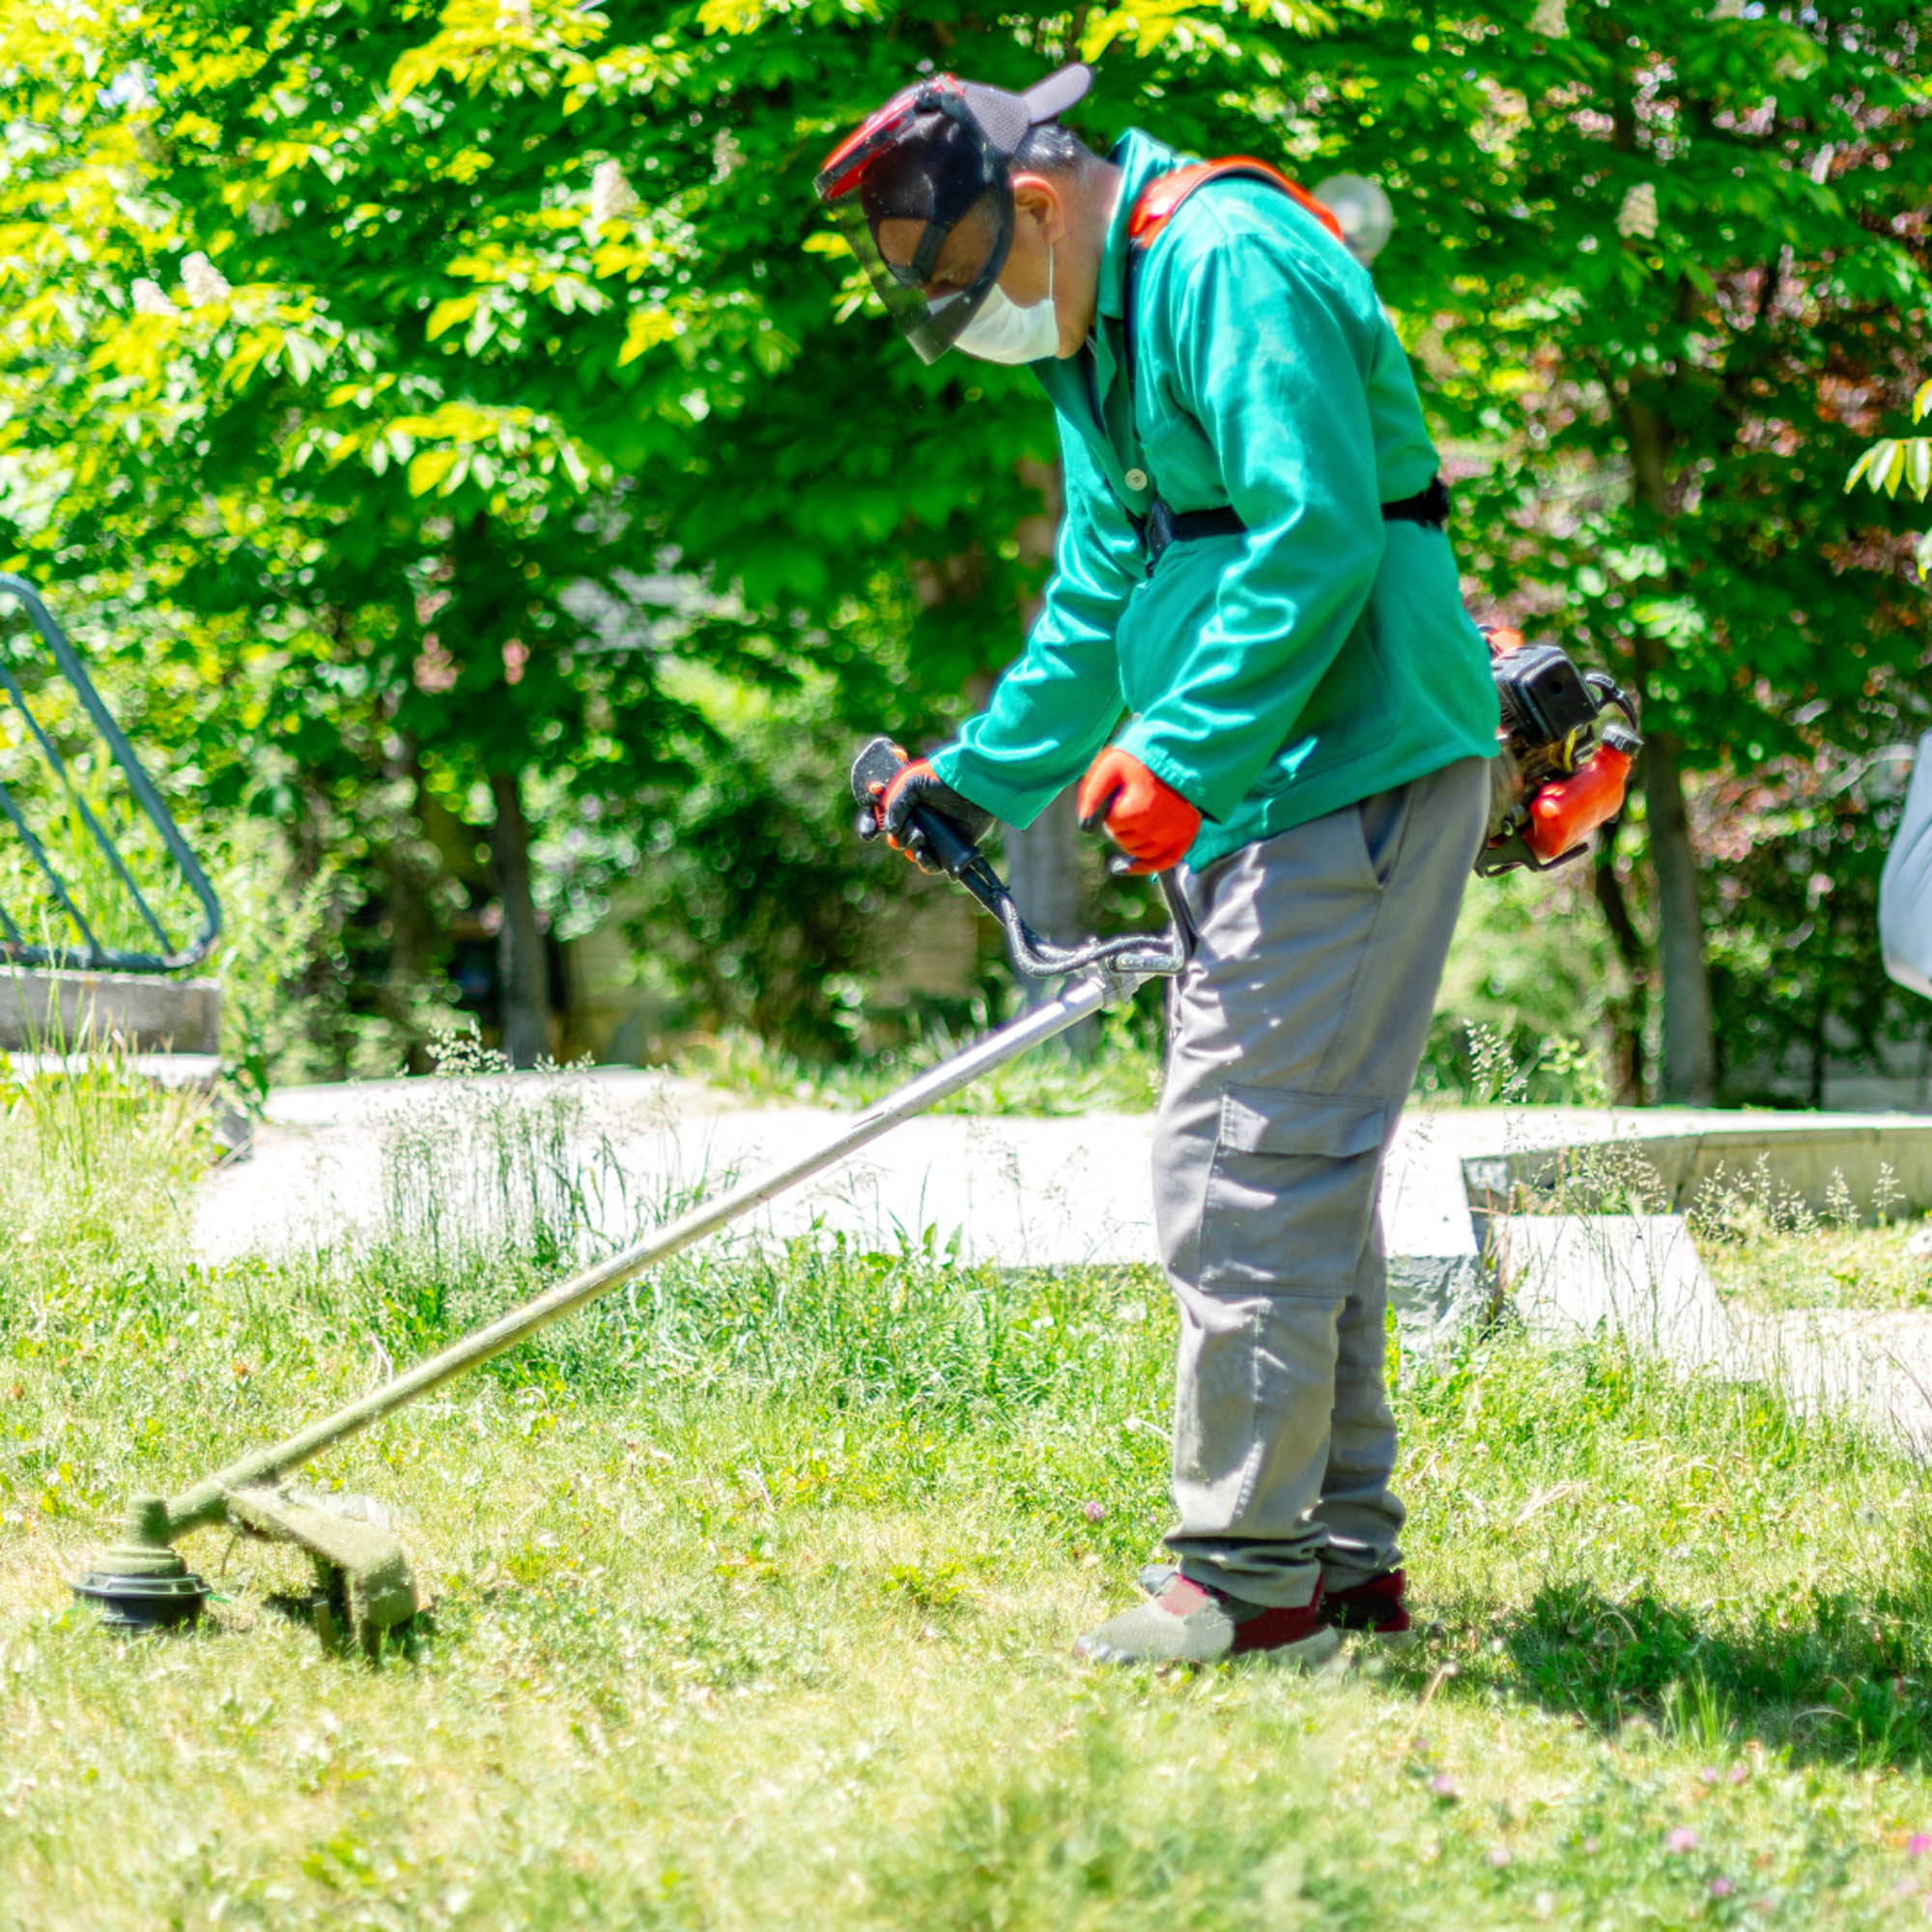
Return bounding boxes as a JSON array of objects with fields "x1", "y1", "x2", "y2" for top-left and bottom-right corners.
[
  {"x1": 1077, "y1": 1572, "x2": 1342, "y2": 1666},
  {"x1": 1320, "y1": 1568, "x2": 1414, "y2": 1646}
]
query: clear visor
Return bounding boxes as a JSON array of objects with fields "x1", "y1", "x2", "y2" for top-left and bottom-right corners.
[{"x1": 822, "y1": 185, "x2": 1013, "y2": 365}]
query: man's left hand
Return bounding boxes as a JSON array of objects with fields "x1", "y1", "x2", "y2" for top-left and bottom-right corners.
[
  {"x1": 862, "y1": 757, "x2": 995, "y2": 874},
  {"x1": 1076, "y1": 749, "x2": 1202, "y2": 875}
]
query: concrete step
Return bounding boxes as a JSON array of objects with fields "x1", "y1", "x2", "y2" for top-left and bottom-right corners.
[{"x1": 0, "y1": 969, "x2": 220, "y2": 1055}]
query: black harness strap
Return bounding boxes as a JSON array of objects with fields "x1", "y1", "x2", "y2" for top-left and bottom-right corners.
[{"x1": 1129, "y1": 479, "x2": 1452, "y2": 574}]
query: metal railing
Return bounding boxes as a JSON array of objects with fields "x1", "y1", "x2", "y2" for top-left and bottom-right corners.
[{"x1": 0, "y1": 575, "x2": 220, "y2": 972}]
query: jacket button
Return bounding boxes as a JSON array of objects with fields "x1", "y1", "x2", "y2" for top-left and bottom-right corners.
[{"x1": 1123, "y1": 468, "x2": 1149, "y2": 492}]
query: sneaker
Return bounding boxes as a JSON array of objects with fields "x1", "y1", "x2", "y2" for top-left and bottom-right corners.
[
  {"x1": 1321, "y1": 1568, "x2": 1412, "y2": 1645},
  {"x1": 1075, "y1": 1572, "x2": 1343, "y2": 1666}
]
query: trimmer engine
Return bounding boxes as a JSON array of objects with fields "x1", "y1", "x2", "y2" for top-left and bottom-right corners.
[{"x1": 1478, "y1": 627, "x2": 1641, "y2": 876}]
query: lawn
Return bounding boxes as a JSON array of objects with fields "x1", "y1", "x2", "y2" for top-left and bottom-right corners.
[
  {"x1": 6, "y1": 1065, "x2": 1932, "y2": 1929},
  {"x1": 1690, "y1": 1164, "x2": 1932, "y2": 1318}
]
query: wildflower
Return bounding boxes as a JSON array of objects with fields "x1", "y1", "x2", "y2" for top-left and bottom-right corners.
[
  {"x1": 1729, "y1": 1765, "x2": 1749, "y2": 1785},
  {"x1": 1430, "y1": 1774, "x2": 1459, "y2": 1799},
  {"x1": 1711, "y1": 1877, "x2": 1734, "y2": 1897},
  {"x1": 245, "y1": 201, "x2": 287, "y2": 236},
  {"x1": 129, "y1": 277, "x2": 171, "y2": 317},
  {"x1": 1081, "y1": 1500, "x2": 1104, "y2": 1522},
  {"x1": 1912, "y1": 1834, "x2": 1932, "y2": 1858},
  {"x1": 181, "y1": 252, "x2": 230, "y2": 306},
  {"x1": 1665, "y1": 1827, "x2": 1697, "y2": 1854},
  {"x1": 590, "y1": 159, "x2": 639, "y2": 226},
  {"x1": 1529, "y1": 0, "x2": 1566, "y2": 35},
  {"x1": 1618, "y1": 184, "x2": 1660, "y2": 242},
  {"x1": 1489, "y1": 1846, "x2": 1512, "y2": 1868}
]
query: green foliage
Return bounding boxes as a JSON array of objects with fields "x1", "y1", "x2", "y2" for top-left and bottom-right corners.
[
  {"x1": 0, "y1": 0, "x2": 1928, "y2": 1078},
  {"x1": 1421, "y1": 864, "x2": 1617, "y2": 1103},
  {"x1": 1846, "y1": 377, "x2": 1932, "y2": 581}
]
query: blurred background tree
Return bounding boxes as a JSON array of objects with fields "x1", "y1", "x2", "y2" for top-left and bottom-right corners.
[{"x1": 0, "y1": 0, "x2": 1926, "y2": 1101}]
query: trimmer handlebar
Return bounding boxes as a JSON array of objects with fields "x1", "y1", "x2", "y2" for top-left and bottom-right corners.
[{"x1": 849, "y1": 735, "x2": 1183, "y2": 985}]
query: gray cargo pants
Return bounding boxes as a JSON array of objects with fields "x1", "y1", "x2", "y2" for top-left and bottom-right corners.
[{"x1": 1152, "y1": 757, "x2": 1491, "y2": 1608}]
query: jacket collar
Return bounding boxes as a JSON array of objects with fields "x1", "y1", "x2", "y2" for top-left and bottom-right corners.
[{"x1": 1094, "y1": 128, "x2": 1184, "y2": 325}]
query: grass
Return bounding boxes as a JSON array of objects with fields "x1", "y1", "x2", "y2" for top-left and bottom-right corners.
[
  {"x1": 668, "y1": 1007, "x2": 1166, "y2": 1116},
  {"x1": 1687, "y1": 1159, "x2": 1932, "y2": 1317},
  {"x1": 9, "y1": 1069, "x2": 1932, "y2": 1926}
]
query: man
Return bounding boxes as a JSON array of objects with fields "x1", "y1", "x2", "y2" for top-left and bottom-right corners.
[{"x1": 816, "y1": 64, "x2": 1498, "y2": 1664}]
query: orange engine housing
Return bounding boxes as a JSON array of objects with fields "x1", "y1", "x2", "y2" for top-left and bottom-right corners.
[{"x1": 1524, "y1": 742, "x2": 1634, "y2": 866}]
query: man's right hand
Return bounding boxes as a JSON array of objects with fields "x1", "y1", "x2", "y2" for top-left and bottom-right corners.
[{"x1": 859, "y1": 756, "x2": 995, "y2": 874}]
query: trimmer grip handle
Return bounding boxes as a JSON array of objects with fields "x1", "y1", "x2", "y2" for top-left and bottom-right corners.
[
  {"x1": 848, "y1": 734, "x2": 983, "y2": 878},
  {"x1": 849, "y1": 734, "x2": 908, "y2": 807}
]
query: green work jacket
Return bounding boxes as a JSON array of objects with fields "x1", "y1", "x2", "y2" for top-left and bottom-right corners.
[{"x1": 929, "y1": 129, "x2": 1498, "y2": 872}]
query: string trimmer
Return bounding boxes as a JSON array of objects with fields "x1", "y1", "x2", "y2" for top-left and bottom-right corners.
[{"x1": 71, "y1": 738, "x2": 1184, "y2": 1656}]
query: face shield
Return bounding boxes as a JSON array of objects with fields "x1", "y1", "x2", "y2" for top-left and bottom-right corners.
[{"x1": 814, "y1": 66, "x2": 1093, "y2": 364}]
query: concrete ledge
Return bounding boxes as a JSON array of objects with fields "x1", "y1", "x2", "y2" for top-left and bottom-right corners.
[
  {"x1": 1736, "y1": 1307, "x2": 1932, "y2": 1452},
  {"x1": 1495, "y1": 1213, "x2": 1744, "y2": 1374},
  {"x1": 0, "y1": 970, "x2": 220, "y2": 1055},
  {"x1": 1463, "y1": 1115, "x2": 1932, "y2": 1225},
  {"x1": 1387, "y1": 1255, "x2": 1497, "y2": 1360},
  {"x1": 1, "y1": 1048, "x2": 221, "y2": 1089}
]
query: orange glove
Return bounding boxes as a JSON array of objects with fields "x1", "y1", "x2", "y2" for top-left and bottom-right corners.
[{"x1": 1076, "y1": 748, "x2": 1202, "y2": 875}]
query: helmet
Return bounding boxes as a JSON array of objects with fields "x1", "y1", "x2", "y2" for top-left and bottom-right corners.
[{"x1": 813, "y1": 64, "x2": 1093, "y2": 363}]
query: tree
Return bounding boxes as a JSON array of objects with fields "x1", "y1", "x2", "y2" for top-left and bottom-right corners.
[
  {"x1": 4, "y1": 0, "x2": 1926, "y2": 1096},
  {"x1": 1292, "y1": 0, "x2": 1932, "y2": 1097},
  {"x1": 1846, "y1": 374, "x2": 1932, "y2": 581},
  {"x1": 0, "y1": 0, "x2": 779, "y2": 1059}
]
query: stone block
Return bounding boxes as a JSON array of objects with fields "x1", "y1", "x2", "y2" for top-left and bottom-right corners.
[
  {"x1": 1495, "y1": 1213, "x2": 1744, "y2": 1373},
  {"x1": 0, "y1": 970, "x2": 220, "y2": 1055}
]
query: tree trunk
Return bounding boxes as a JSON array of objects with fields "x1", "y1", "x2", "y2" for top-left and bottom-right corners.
[
  {"x1": 1591, "y1": 822, "x2": 1649, "y2": 1105},
  {"x1": 1637, "y1": 724, "x2": 1714, "y2": 1102},
  {"x1": 1006, "y1": 789, "x2": 1086, "y2": 947},
  {"x1": 1007, "y1": 454, "x2": 1096, "y2": 1050},
  {"x1": 488, "y1": 769, "x2": 550, "y2": 1068},
  {"x1": 1622, "y1": 395, "x2": 1716, "y2": 1104}
]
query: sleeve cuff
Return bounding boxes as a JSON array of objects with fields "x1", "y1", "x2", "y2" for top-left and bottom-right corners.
[
  {"x1": 928, "y1": 743, "x2": 1051, "y2": 828},
  {"x1": 1110, "y1": 725, "x2": 1231, "y2": 825}
]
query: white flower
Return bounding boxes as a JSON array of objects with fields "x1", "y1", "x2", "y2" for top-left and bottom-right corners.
[
  {"x1": 130, "y1": 277, "x2": 172, "y2": 317},
  {"x1": 590, "y1": 158, "x2": 639, "y2": 225},
  {"x1": 1617, "y1": 182, "x2": 1660, "y2": 241},
  {"x1": 181, "y1": 251, "x2": 230, "y2": 306},
  {"x1": 1530, "y1": 0, "x2": 1566, "y2": 36},
  {"x1": 245, "y1": 200, "x2": 287, "y2": 236}
]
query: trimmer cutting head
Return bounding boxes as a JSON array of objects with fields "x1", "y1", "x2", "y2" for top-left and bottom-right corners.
[
  {"x1": 71, "y1": 1494, "x2": 210, "y2": 1633},
  {"x1": 71, "y1": 1485, "x2": 419, "y2": 1657}
]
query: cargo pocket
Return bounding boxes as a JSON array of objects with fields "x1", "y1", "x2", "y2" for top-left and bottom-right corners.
[{"x1": 1198, "y1": 1085, "x2": 1386, "y2": 1295}]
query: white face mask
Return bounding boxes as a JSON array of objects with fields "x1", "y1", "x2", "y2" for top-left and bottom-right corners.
[{"x1": 955, "y1": 244, "x2": 1058, "y2": 364}]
